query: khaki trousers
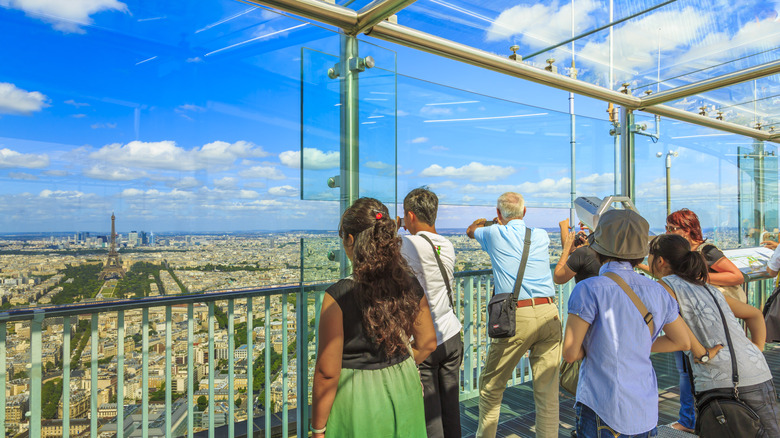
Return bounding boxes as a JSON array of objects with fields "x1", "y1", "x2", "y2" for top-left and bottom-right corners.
[{"x1": 476, "y1": 302, "x2": 562, "y2": 438}]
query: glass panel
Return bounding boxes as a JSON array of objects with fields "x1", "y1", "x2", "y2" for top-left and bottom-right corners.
[
  {"x1": 738, "y1": 142, "x2": 779, "y2": 246},
  {"x1": 633, "y1": 114, "x2": 744, "y2": 248},
  {"x1": 301, "y1": 48, "x2": 342, "y2": 201},
  {"x1": 396, "y1": 74, "x2": 615, "y2": 209},
  {"x1": 358, "y1": 41, "x2": 398, "y2": 205}
]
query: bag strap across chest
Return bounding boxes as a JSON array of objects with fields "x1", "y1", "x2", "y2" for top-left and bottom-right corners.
[
  {"x1": 604, "y1": 271, "x2": 654, "y2": 336},
  {"x1": 510, "y1": 228, "x2": 533, "y2": 301},
  {"x1": 419, "y1": 233, "x2": 454, "y2": 309}
]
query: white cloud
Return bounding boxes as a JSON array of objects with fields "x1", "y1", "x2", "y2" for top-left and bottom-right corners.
[
  {"x1": 244, "y1": 181, "x2": 267, "y2": 189},
  {"x1": 238, "y1": 190, "x2": 259, "y2": 199},
  {"x1": 268, "y1": 185, "x2": 298, "y2": 197},
  {"x1": 279, "y1": 148, "x2": 339, "y2": 170},
  {"x1": 176, "y1": 104, "x2": 206, "y2": 113},
  {"x1": 213, "y1": 177, "x2": 237, "y2": 189},
  {"x1": 121, "y1": 188, "x2": 194, "y2": 199},
  {"x1": 427, "y1": 181, "x2": 458, "y2": 190},
  {"x1": 169, "y1": 176, "x2": 201, "y2": 189},
  {"x1": 460, "y1": 172, "x2": 614, "y2": 198},
  {"x1": 486, "y1": 0, "x2": 599, "y2": 45},
  {"x1": 365, "y1": 161, "x2": 392, "y2": 170},
  {"x1": 238, "y1": 165, "x2": 286, "y2": 180},
  {"x1": 8, "y1": 172, "x2": 37, "y2": 180},
  {"x1": 431, "y1": 145, "x2": 449, "y2": 151},
  {"x1": 1, "y1": 0, "x2": 129, "y2": 33},
  {"x1": 64, "y1": 99, "x2": 89, "y2": 107},
  {"x1": 90, "y1": 122, "x2": 117, "y2": 129},
  {"x1": 71, "y1": 114, "x2": 87, "y2": 118},
  {"x1": 0, "y1": 148, "x2": 49, "y2": 168},
  {"x1": 84, "y1": 165, "x2": 145, "y2": 181},
  {"x1": 43, "y1": 169, "x2": 69, "y2": 176},
  {"x1": 410, "y1": 137, "x2": 428, "y2": 144},
  {"x1": 90, "y1": 140, "x2": 270, "y2": 171},
  {"x1": 420, "y1": 162, "x2": 515, "y2": 182},
  {"x1": 420, "y1": 106, "x2": 452, "y2": 117},
  {"x1": 0, "y1": 82, "x2": 48, "y2": 115}
]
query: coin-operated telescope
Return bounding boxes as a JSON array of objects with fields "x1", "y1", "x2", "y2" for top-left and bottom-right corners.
[{"x1": 573, "y1": 196, "x2": 639, "y2": 230}]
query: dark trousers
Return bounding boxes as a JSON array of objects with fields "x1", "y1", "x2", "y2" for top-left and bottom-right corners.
[{"x1": 418, "y1": 333, "x2": 463, "y2": 438}]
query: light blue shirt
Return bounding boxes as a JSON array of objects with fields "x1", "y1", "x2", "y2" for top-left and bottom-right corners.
[
  {"x1": 663, "y1": 275, "x2": 772, "y2": 392},
  {"x1": 567, "y1": 262, "x2": 680, "y2": 435},
  {"x1": 474, "y1": 219, "x2": 555, "y2": 299}
]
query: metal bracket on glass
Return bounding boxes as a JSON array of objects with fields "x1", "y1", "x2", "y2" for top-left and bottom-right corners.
[
  {"x1": 631, "y1": 122, "x2": 659, "y2": 141},
  {"x1": 327, "y1": 175, "x2": 340, "y2": 188},
  {"x1": 327, "y1": 249, "x2": 342, "y2": 262},
  {"x1": 348, "y1": 56, "x2": 375, "y2": 73}
]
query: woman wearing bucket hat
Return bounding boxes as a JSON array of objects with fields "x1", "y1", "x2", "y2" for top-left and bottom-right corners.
[{"x1": 563, "y1": 209, "x2": 691, "y2": 438}]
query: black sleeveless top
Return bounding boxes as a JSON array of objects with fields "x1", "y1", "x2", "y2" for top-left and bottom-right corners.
[{"x1": 326, "y1": 277, "x2": 424, "y2": 370}]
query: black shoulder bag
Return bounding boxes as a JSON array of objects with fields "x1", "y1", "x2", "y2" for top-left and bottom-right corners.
[
  {"x1": 418, "y1": 233, "x2": 455, "y2": 310},
  {"x1": 693, "y1": 285, "x2": 764, "y2": 438},
  {"x1": 487, "y1": 228, "x2": 531, "y2": 338}
]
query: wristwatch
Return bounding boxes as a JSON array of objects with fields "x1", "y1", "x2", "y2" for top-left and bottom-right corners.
[{"x1": 698, "y1": 350, "x2": 710, "y2": 364}]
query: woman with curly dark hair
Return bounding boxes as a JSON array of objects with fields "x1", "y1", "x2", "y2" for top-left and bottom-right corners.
[{"x1": 310, "y1": 197, "x2": 437, "y2": 437}]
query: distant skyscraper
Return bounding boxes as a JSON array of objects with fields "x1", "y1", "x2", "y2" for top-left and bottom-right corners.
[
  {"x1": 99, "y1": 213, "x2": 126, "y2": 280},
  {"x1": 140, "y1": 231, "x2": 148, "y2": 245},
  {"x1": 128, "y1": 231, "x2": 138, "y2": 247},
  {"x1": 149, "y1": 232, "x2": 155, "y2": 246}
]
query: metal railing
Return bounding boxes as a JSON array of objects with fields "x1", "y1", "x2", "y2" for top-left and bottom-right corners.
[{"x1": 0, "y1": 269, "x2": 773, "y2": 437}]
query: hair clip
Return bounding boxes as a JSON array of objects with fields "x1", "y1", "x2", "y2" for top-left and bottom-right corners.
[{"x1": 371, "y1": 209, "x2": 384, "y2": 220}]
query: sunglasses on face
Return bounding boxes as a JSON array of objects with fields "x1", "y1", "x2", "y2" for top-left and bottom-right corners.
[{"x1": 665, "y1": 224, "x2": 681, "y2": 232}]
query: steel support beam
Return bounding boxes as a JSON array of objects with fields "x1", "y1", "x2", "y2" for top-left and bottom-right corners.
[
  {"x1": 619, "y1": 107, "x2": 635, "y2": 201},
  {"x1": 246, "y1": 0, "x2": 780, "y2": 143},
  {"x1": 642, "y1": 105, "x2": 780, "y2": 143},
  {"x1": 354, "y1": 0, "x2": 417, "y2": 35},
  {"x1": 339, "y1": 34, "x2": 360, "y2": 277},
  {"x1": 639, "y1": 59, "x2": 780, "y2": 107}
]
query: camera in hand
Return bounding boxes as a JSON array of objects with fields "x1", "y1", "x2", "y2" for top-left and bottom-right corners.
[{"x1": 484, "y1": 220, "x2": 499, "y2": 226}]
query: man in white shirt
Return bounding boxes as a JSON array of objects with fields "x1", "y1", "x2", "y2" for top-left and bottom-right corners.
[{"x1": 398, "y1": 188, "x2": 463, "y2": 438}]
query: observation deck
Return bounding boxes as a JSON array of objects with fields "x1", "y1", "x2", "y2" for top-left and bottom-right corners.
[{"x1": 2, "y1": 0, "x2": 780, "y2": 436}]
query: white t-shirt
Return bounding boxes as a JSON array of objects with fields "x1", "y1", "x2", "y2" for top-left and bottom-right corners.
[
  {"x1": 400, "y1": 231, "x2": 462, "y2": 345},
  {"x1": 768, "y1": 245, "x2": 780, "y2": 272}
]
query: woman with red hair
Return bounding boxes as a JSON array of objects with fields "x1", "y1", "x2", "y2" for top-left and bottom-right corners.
[{"x1": 663, "y1": 208, "x2": 745, "y2": 433}]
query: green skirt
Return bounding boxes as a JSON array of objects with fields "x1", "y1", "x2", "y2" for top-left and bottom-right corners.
[{"x1": 327, "y1": 356, "x2": 427, "y2": 437}]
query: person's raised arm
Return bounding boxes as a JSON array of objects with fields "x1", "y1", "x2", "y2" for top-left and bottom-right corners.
[
  {"x1": 708, "y1": 256, "x2": 745, "y2": 287},
  {"x1": 562, "y1": 314, "x2": 590, "y2": 363},
  {"x1": 554, "y1": 220, "x2": 577, "y2": 285},
  {"x1": 726, "y1": 295, "x2": 766, "y2": 351},
  {"x1": 651, "y1": 315, "x2": 691, "y2": 353},
  {"x1": 311, "y1": 294, "x2": 344, "y2": 437},
  {"x1": 411, "y1": 295, "x2": 437, "y2": 364},
  {"x1": 466, "y1": 218, "x2": 486, "y2": 239}
]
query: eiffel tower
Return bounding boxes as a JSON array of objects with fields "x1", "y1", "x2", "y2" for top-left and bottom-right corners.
[{"x1": 99, "y1": 213, "x2": 125, "y2": 280}]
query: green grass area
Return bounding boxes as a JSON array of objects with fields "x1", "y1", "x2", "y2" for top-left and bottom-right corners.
[
  {"x1": 115, "y1": 262, "x2": 164, "y2": 298},
  {"x1": 51, "y1": 264, "x2": 103, "y2": 305}
]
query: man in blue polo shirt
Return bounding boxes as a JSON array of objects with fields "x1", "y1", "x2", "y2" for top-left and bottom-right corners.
[{"x1": 466, "y1": 192, "x2": 560, "y2": 438}]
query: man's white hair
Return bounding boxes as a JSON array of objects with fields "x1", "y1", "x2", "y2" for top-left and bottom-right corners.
[{"x1": 497, "y1": 192, "x2": 525, "y2": 219}]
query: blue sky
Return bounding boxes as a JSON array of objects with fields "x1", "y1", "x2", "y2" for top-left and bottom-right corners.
[{"x1": 0, "y1": 0, "x2": 777, "y2": 234}]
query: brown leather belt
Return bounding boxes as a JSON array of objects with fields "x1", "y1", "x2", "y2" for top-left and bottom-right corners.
[{"x1": 517, "y1": 297, "x2": 554, "y2": 308}]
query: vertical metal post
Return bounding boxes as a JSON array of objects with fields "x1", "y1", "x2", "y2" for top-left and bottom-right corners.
[
  {"x1": 282, "y1": 292, "x2": 289, "y2": 437},
  {"x1": 91, "y1": 313, "x2": 98, "y2": 438},
  {"x1": 30, "y1": 311, "x2": 43, "y2": 438},
  {"x1": 208, "y1": 303, "x2": 215, "y2": 438},
  {"x1": 753, "y1": 140, "x2": 766, "y2": 245},
  {"x1": 165, "y1": 307, "x2": 173, "y2": 438},
  {"x1": 665, "y1": 153, "x2": 672, "y2": 217},
  {"x1": 0, "y1": 319, "x2": 6, "y2": 438},
  {"x1": 264, "y1": 297, "x2": 271, "y2": 438},
  {"x1": 619, "y1": 107, "x2": 635, "y2": 201},
  {"x1": 187, "y1": 304, "x2": 195, "y2": 438},
  {"x1": 142, "y1": 309, "x2": 149, "y2": 438},
  {"x1": 247, "y1": 298, "x2": 254, "y2": 437},
  {"x1": 339, "y1": 34, "x2": 360, "y2": 278},
  {"x1": 462, "y1": 278, "x2": 474, "y2": 396},
  {"x1": 61, "y1": 316, "x2": 71, "y2": 438},
  {"x1": 296, "y1": 240, "x2": 310, "y2": 438},
  {"x1": 228, "y1": 300, "x2": 235, "y2": 438},
  {"x1": 117, "y1": 311, "x2": 124, "y2": 438}
]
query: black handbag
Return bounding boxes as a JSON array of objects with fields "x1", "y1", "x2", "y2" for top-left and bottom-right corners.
[
  {"x1": 693, "y1": 285, "x2": 764, "y2": 438},
  {"x1": 487, "y1": 228, "x2": 531, "y2": 338}
]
